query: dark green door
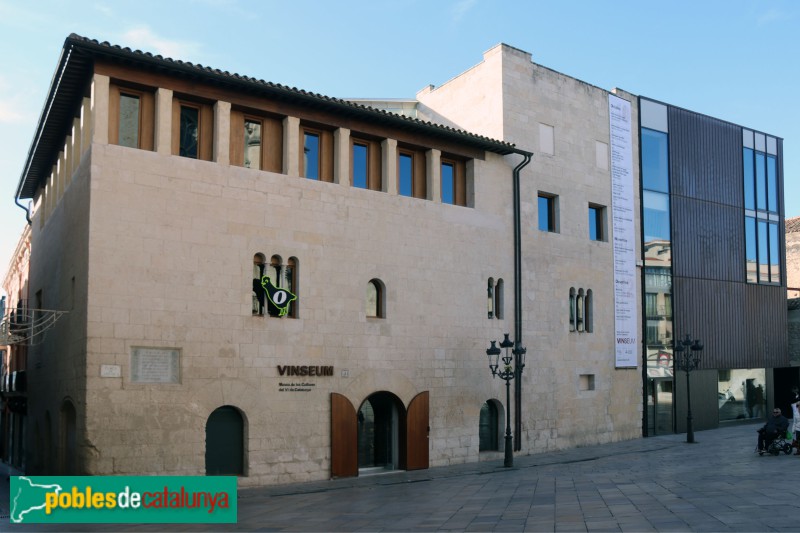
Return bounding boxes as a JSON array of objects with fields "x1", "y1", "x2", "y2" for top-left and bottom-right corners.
[{"x1": 205, "y1": 406, "x2": 243, "y2": 475}]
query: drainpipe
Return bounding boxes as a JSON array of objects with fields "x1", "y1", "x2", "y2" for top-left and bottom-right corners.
[
  {"x1": 512, "y1": 149, "x2": 533, "y2": 451},
  {"x1": 15, "y1": 197, "x2": 32, "y2": 226}
]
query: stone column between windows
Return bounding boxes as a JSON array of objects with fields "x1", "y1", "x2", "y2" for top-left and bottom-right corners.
[
  {"x1": 81, "y1": 97, "x2": 92, "y2": 159},
  {"x1": 70, "y1": 116, "x2": 81, "y2": 179},
  {"x1": 427, "y1": 149, "x2": 441, "y2": 202},
  {"x1": 382, "y1": 138, "x2": 397, "y2": 194},
  {"x1": 90, "y1": 73, "x2": 110, "y2": 145},
  {"x1": 213, "y1": 100, "x2": 231, "y2": 165},
  {"x1": 154, "y1": 88, "x2": 173, "y2": 155},
  {"x1": 283, "y1": 116, "x2": 300, "y2": 176},
  {"x1": 334, "y1": 127, "x2": 350, "y2": 187}
]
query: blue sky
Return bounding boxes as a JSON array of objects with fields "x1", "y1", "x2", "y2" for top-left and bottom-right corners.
[{"x1": 0, "y1": 0, "x2": 797, "y2": 278}]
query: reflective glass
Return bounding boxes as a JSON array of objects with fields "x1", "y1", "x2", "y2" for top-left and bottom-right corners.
[
  {"x1": 538, "y1": 196, "x2": 552, "y2": 231},
  {"x1": 643, "y1": 191, "x2": 671, "y2": 243},
  {"x1": 719, "y1": 369, "x2": 766, "y2": 422},
  {"x1": 758, "y1": 220, "x2": 768, "y2": 282},
  {"x1": 399, "y1": 154, "x2": 413, "y2": 196},
  {"x1": 755, "y1": 152, "x2": 766, "y2": 211},
  {"x1": 743, "y1": 148, "x2": 755, "y2": 210},
  {"x1": 767, "y1": 156, "x2": 777, "y2": 212},
  {"x1": 179, "y1": 106, "x2": 199, "y2": 158},
  {"x1": 769, "y1": 223, "x2": 780, "y2": 283},
  {"x1": 589, "y1": 206, "x2": 600, "y2": 241},
  {"x1": 244, "y1": 120, "x2": 261, "y2": 169},
  {"x1": 304, "y1": 133, "x2": 320, "y2": 179},
  {"x1": 441, "y1": 162, "x2": 454, "y2": 204},
  {"x1": 353, "y1": 143, "x2": 368, "y2": 189},
  {"x1": 118, "y1": 94, "x2": 140, "y2": 148},
  {"x1": 745, "y1": 216, "x2": 757, "y2": 283},
  {"x1": 641, "y1": 128, "x2": 669, "y2": 193}
]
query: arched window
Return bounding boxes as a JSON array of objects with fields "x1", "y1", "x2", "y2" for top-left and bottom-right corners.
[
  {"x1": 366, "y1": 279, "x2": 385, "y2": 318},
  {"x1": 479, "y1": 400, "x2": 500, "y2": 451},
  {"x1": 487, "y1": 278, "x2": 494, "y2": 319},
  {"x1": 494, "y1": 279, "x2": 504, "y2": 320},
  {"x1": 569, "y1": 287, "x2": 576, "y2": 332},
  {"x1": 577, "y1": 289, "x2": 585, "y2": 332},
  {"x1": 585, "y1": 289, "x2": 593, "y2": 333}
]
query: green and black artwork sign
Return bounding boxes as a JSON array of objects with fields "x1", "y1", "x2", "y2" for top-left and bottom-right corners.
[{"x1": 260, "y1": 276, "x2": 296, "y2": 317}]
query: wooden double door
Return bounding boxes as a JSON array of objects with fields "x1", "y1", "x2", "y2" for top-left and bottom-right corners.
[{"x1": 330, "y1": 391, "x2": 429, "y2": 478}]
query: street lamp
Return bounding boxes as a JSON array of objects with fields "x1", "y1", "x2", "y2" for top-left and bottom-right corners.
[
  {"x1": 674, "y1": 334, "x2": 703, "y2": 444},
  {"x1": 486, "y1": 333, "x2": 526, "y2": 467}
]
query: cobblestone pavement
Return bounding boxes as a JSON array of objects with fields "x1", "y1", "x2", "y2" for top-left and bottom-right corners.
[{"x1": 3, "y1": 422, "x2": 799, "y2": 532}]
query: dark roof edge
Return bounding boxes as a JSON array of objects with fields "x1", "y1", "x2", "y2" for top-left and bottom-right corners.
[{"x1": 17, "y1": 34, "x2": 529, "y2": 199}]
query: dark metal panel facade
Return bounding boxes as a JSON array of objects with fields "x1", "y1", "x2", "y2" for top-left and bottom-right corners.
[
  {"x1": 668, "y1": 108, "x2": 743, "y2": 207},
  {"x1": 674, "y1": 278, "x2": 788, "y2": 370}
]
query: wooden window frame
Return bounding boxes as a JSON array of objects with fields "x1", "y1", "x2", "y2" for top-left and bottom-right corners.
[
  {"x1": 172, "y1": 97, "x2": 214, "y2": 161},
  {"x1": 351, "y1": 137, "x2": 382, "y2": 191},
  {"x1": 230, "y1": 110, "x2": 283, "y2": 173},
  {"x1": 300, "y1": 125, "x2": 333, "y2": 182},
  {"x1": 440, "y1": 156, "x2": 467, "y2": 206},
  {"x1": 398, "y1": 147, "x2": 426, "y2": 199},
  {"x1": 108, "y1": 83, "x2": 155, "y2": 151}
]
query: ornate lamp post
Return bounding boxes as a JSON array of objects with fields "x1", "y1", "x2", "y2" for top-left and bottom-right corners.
[
  {"x1": 673, "y1": 334, "x2": 703, "y2": 443},
  {"x1": 486, "y1": 333, "x2": 526, "y2": 467}
]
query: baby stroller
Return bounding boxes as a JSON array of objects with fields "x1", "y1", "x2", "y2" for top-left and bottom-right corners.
[{"x1": 757, "y1": 427, "x2": 794, "y2": 456}]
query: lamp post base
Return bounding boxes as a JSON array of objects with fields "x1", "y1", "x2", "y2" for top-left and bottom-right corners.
[{"x1": 504, "y1": 434, "x2": 514, "y2": 467}]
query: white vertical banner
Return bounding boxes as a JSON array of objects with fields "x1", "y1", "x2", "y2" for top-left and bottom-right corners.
[{"x1": 608, "y1": 95, "x2": 638, "y2": 368}]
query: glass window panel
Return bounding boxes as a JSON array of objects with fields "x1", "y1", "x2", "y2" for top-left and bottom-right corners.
[
  {"x1": 399, "y1": 154, "x2": 413, "y2": 197},
  {"x1": 769, "y1": 223, "x2": 780, "y2": 284},
  {"x1": 118, "y1": 94, "x2": 140, "y2": 148},
  {"x1": 643, "y1": 191, "x2": 671, "y2": 243},
  {"x1": 538, "y1": 196, "x2": 553, "y2": 231},
  {"x1": 743, "y1": 148, "x2": 755, "y2": 210},
  {"x1": 745, "y1": 216, "x2": 757, "y2": 283},
  {"x1": 767, "y1": 155, "x2": 777, "y2": 213},
  {"x1": 179, "y1": 106, "x2": 199, "y2": 159},
  {"x1": 244, "y1": 120, "x2": 262, "y2": 170},
  {"x1": 441, "y1": 162, "x2": 454, "y2": 204},
  {"x1": 755, "y1": 152, "x2": 766, "y2": 211},
  {"x1": 641, "y1": 128, "x2": 669, "y2": 193},
  {"x1": 353, "y1": 143, "x2": 368, "y2": 189},
  {"x1": 304, "y1": 132, "x2": 320, "y2": 180},
  {"x1": 757, "y1": 220, "x2": 768, "y2": 283},
  {"x1": 589, "y1": 206, "x2": 601, "y2": 241}
]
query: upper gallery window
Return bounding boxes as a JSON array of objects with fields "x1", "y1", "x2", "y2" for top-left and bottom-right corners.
[
  {"x1": 441, "y1": 157, "x2": 467, "y2": 206},
  {"x1": 350, "y1": 136, "x2": 382, "y2": 191},
  {"x1": 641, "y1": 128, "x2": 669, "y2": 193},
  {"x1": 397, "y1": 147, "x2": 426, "y2": 199},
  {"x1": 230, "y1": 110, "x2": 283, "y2": 173},
  {"x1": 172, "y1": 98, "x2": 213, "y2": 160},
  {"x1": 109, "y1": 84, "x2": 154, "y2": 150},
  {"x1": 300, "y1": 125, "x2": 333, "y2": 182}
]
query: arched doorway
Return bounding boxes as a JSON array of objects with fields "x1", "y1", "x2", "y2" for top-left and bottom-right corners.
[
  {"x1": 357, "y1": 392, "x2": 402, "y2": 474},
  {"x1": 479, "y1": 400, "x2": 502, "y2": 452},
  {"x1": 205, "y1": 406, "x2": 245, "y2": 475}
]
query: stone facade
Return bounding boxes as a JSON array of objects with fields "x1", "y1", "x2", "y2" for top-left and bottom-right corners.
[{"x1": 15, "y1": 37, "x2": 643, "y2": 486}]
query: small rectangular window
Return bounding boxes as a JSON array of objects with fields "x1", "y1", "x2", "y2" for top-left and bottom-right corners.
[
  {"x1": 399, "y1": 153, "x2": 413, "y2": 197},
  {"x1": 353, "y1": 143, "x2": 368, "y2": 189},
  {"x1": 441, "y1": 162, "x2": 454, "y2": 204},
  {"x1": 538, "y1": 194, "x2": 557, "y2": 232},
  {"x1": 179, "y1": 105, "x2": 199, "y2": 159},
  {"x1": 304, "y1": 132, "x2": 320, "y2": 180},
  {"x1": 118, "y1": 93, "x2": 140, "y2": 148},
  {"x1": 589, "y1": 205, "x2": 605, "y2": 241},
  {"x1": 244, "y1": 119, "x2": 262, "y2": 170}
]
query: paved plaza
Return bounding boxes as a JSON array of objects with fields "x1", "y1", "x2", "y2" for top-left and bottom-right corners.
[{"x1": 2, "y1": 421, "x2": 799, "y2": 532}]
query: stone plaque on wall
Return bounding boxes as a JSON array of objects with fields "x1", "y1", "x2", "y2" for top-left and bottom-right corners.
[{"x1": 130, "y1": 347, "x2": 180, "y2": 383}]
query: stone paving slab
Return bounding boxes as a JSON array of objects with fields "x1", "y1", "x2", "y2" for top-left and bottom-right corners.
[{"x1": 3, "y1": 422, "x2": 799, "y2": 531}]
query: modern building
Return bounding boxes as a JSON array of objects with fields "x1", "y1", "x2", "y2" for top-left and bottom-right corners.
[
  {"x1": 787, "y1": 216, "x2": 800, "y2": 368},
  {"x1": 4, "y1": 35, "x2": 789, "y2": 484}
]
